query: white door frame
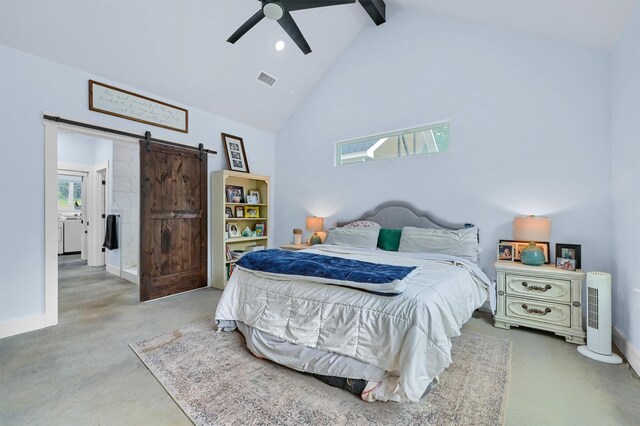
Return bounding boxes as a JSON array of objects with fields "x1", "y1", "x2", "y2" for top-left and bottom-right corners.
[
  {"x1": 44, "y1": 119, "x2": 139, "y2": 328},
  {"x1": 87, "y1": 162, "x2": 109, "y2": 266}
]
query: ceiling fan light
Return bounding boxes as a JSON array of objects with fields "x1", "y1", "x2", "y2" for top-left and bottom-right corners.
[{"x1": 263, "y1": 2, "x2": 284, "y2": 20}]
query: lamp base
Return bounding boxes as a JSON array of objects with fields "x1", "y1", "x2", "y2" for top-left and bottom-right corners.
[
  {"x1": 577, "y1": 346, "x2": 623, "y2": 364},
  {"x1": 520, "y1": 242, "x2": 545, "y2": 266},
  {"x1": 309, "y1": 233, "x2": 322, "y2": 246}
]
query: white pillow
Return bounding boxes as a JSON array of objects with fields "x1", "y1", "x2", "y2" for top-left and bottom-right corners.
[
  {"x1": 398, "y1": 226, "x2": 479, "y2": 264},
  {"x1": 325, "y1": 227, "x2": 379, "y2": 249},
  {"x1": 344, "y1": 220, "x2": 381, "y2": 229}
]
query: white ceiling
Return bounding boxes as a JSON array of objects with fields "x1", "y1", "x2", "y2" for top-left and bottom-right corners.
[
  {"x1": 397, "y1": 0, "x2": 638, "y2": 49},
  {"x1": 1, "y1": 0, "x2": 637, "y2": 133}
]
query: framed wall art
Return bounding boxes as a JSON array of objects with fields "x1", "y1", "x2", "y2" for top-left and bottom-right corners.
[
  {"x1": 500, "y1": 240, "x2": 551, "y2": 264},
  {"x1": 89, "y1": 80, "x2": 188, "y2": 133},
  {"x1": 221, "y1": 133, "x2": 250, "y2": 173}
]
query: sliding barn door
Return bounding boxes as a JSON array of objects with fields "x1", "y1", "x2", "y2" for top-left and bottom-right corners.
[{"x1": 140, "y1": 142, "x2": 207, "y2": 301}]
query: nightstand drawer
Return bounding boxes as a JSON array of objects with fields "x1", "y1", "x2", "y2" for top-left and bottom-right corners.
[
  {"x1": 505, "y1": 274, "x2": 571, "y2": 303},
  {"x1": 505, "y1": 296, "x2": 571, "y2": 327}
]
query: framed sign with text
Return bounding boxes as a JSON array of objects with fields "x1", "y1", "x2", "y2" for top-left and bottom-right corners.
[{"x1": 89, "y1": 80, "x2": 188, "y2": 133}]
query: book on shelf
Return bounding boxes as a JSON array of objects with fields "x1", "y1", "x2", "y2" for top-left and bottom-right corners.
[
  {"x1": 225, "y1": 245, "x2": 232, "y2": 261},
  {"x1": 255, "y1": 223, "x2": 265, "y2": 237}
]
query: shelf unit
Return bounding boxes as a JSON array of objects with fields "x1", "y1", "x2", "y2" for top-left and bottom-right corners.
[{"x1": 211, "y1": 170, "x2": 270, "y2": 289}]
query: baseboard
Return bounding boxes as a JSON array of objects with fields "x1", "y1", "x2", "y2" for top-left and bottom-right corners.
[
  {"x1": 106, "y1": 264, "x2": 121, "y2": 276},
  {"x1": 613, "y1": 325, "x2": 640, "y2": 375},
  {"x1": 0, "y1": 314, "x2": 47, "y2": 339},
  {"x1": 121, "y1": 268, "x2": 139, "y2": 285}
]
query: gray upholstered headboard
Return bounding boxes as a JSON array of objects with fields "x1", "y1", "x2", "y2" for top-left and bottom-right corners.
[{"x1": 336, "y1": 201, "x2": 471, "y2": 231}]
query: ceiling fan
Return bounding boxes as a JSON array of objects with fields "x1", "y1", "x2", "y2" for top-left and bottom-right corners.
[{"x1": 227, "y1": 0, "x2": 386, "y2": 55}]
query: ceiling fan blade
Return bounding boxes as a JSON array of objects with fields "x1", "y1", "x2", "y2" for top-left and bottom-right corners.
[
  {"x1": 227, "y1": 9, "x2": 266, "y2": 44},
  {"x1": 278, "y1": 12, "x2": 311, "y2": 54},
  {"x1": 286, "y1": 0, "x2": 356, "y2": 11}
]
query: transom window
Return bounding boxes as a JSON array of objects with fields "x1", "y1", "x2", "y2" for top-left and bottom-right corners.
[{"x1": 335, "y1": 122, "x2": 449, "y2": 166}]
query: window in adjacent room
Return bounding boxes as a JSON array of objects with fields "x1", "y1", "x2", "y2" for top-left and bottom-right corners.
[
  {"x1": 335, "y1": 121, "x2": 449, "y2": 166},
  {"x1": 58, "y1": 175, "x2": 82, "y2": 210}
]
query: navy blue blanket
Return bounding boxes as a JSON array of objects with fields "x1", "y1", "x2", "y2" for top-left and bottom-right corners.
[{"x1": 236, "y1": 249, "x2": 417, "y2": 295}]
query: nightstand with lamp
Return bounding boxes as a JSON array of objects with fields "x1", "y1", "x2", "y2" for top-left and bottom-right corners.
[{"x1": 494, "y1": 215, "x2": 587, "y2": 344}]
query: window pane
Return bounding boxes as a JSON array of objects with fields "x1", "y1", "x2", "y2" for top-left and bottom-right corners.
[{"x1": 336, "y1": 122, "x2": 449, "y2": 166}]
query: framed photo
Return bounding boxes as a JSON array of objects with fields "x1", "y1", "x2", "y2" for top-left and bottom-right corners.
[
  {"x1": 497, "y1": 243, "x2": 514, "y2": 261},
  {"x1": 245, "y1": 206, "x2": 260, "y2": 218},
  {"x1": 225, "y1": 207, "x2": 234, "y2": 218},
  {"x1": 235, "y1": 206, "x2": 244, "y2": 218},
  {"x1": 248, "y1": 190, "x2": 261, "y2": 204},
  {"x1": 221, "y1": 133, "x2": 250, "y2": 173},
  {"x1": 255, "y1": 223, "x2": 265, "y2": 237},
  {"x1": 500, "y1": 240, "x2": 551, "y2": 264},
  {"x1": 228, "y1": 223, "x2": 239, "y2": 238},
  {"x1": 555, "y1": 243, "x2": 581, "y2": 269},
  {"x1": 225, "y1": 185, "x2": 244, "y2": 203},
  {"x1": 556, "y1": 257, "x2": 577, "y2": 271}
]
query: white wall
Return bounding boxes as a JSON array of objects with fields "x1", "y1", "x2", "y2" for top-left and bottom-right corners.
[
  {"x1": 611, "y1": 8, "x2": 640, "y2": 359},
  {"x1": 0, "y1": 44, "x2": 275, "y2": 328},
  {"x1": 274, "y1": 10, "x2": 612, "y2": 276}
]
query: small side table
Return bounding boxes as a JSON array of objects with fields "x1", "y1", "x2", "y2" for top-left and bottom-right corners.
[
  {"x1": 494, "y1": 261, "x2": 586, "y2": 344},
  {"x1": 280, "y1": 244, "x2": 312, "y2": 251}
]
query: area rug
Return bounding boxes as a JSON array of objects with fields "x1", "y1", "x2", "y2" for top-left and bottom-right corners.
[{"x1": 131, "y1": 320, "x2": 511, "y2": 425}]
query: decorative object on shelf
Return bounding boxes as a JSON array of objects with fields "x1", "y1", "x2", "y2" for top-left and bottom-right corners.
[
  {"x1": 500, "y1": 240, "x2": 550, "y2": 264},
  {"x1": 228, "y1": 223, "x2": 239, "y2": 238},
  {"x1": 248, "y1": 190, "x2": 261, "y2": 204},
  {"x1": 497, "y1": 243, "x2": 514, "y2": 261},
  {"x1": 255, "y1": 223, "x2": 265, "y2": 237},
  {"x1": 555, "y1": 243, "x2": 581, "y2": 270},
  {"x1": 578, "y1": 272, "x2": 622, "y2": 364},
  {"x1": 246, "y1": 194, "x2": 259, "y2": 204},
  {"x1": 245, "y1": 206, "x2": 260, "y2": 218},
  {"x1": 512, "y1": 215, "x2": 551, "y2": 266},
  {"x1": 235, "y1": 206, "x2": 245, "y2": 218},
  {"x1": 242, "y1": 226, "x2": 252, "y2": 237},
  {"x1": 225, "y1": 245, "x2": 233, "y2": 261},
  {"x1": 225, "y1": 207, "x2": 234, "y2": 218},
  {"x1": 225, "y1": 185, "x2": 244, "y2": 203},
  {"x1": 293, "y1": 228, "x2": 302, "y2": 245},
  {"x1": 221, "y1": 133, "x2": 250, "y2": 173},
  {"x1": 89, "y1": 80, "x2": 188, "y2": 133},
  {"x1": 306, "y1": 216, "x2": 324, "y2": 245}
]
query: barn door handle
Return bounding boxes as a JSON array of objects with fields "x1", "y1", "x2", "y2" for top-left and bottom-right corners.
[
  {"x1": 521, "y1": 304, "x2": 551, "y2": 315},
  {"x1": 521, "y1": 282, "x2": 552, "y2": 292}
]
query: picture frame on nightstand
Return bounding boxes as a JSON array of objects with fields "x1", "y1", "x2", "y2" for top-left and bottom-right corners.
[
  {"x1": 497, "y1": 243, "x2": 514, "y2": 261},
  {"x1": 555, "y1": 243, "x2": 581, "y2": 269},
  {"x1": 500, "y1": 240, "x2": 550, "y2": 264}
]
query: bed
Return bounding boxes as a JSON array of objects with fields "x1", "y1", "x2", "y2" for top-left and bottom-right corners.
[{"x1": 215, "y1": 202, "x2": 492, "y2": 402}]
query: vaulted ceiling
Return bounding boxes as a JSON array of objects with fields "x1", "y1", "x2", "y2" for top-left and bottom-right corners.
[{"x1": 1, "y1": 0, "x2": 637, "y2": 133}]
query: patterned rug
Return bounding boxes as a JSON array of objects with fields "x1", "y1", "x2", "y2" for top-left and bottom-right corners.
[{"x1": 131, "y1": 320, "x2": 511, "y2": 425}]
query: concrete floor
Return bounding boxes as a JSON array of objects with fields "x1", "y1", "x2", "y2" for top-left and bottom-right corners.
[{"x1": 1, "y1": 255, "x2": 639, "y2": 425}]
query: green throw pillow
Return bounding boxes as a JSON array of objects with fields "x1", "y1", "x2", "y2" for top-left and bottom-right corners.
[{"x1": 377, "y1": 228, "x2": 402, "y2": 251}]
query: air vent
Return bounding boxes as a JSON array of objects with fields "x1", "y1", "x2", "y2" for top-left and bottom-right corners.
[{"x1": 257, "y1": 71, "x2": 277, "y2": 87}]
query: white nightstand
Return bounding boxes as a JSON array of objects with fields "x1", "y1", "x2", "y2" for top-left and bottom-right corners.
[
  {"x1": 494, "y1": 261, "x2": 586, "y2": 344},
  {"x1": 279, "y1": 244, "x2": 312, "y2": 251}
]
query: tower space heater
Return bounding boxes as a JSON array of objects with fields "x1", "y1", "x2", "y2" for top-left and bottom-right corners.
[{"x1": 577, "y1": 272, "x2": 622, "y2": 364}]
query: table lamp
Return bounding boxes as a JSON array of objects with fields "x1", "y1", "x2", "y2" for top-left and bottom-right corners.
[
  {"x1": 306, "y1": 216, "x2": 323, "y2": 245},
  {"x1": 513, "y1": 215, "x2": 551, "y2": 266}
]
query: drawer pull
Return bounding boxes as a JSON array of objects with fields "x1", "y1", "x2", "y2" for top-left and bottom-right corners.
[
  {"x1": 521, "y1": 282, "x2": 552, "y2": 292},
  {"x1": 521, "y1": 304, "x2": 551, "y2": 315}
]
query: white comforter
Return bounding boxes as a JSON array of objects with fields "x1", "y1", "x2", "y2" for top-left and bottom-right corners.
[{"x1": 215, "y1": 245, "x2": 490, "y2": 401}]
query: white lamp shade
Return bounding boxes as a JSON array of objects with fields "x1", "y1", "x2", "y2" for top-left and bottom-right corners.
[
  {"x1": 306, "y1": 216, "x2": 324, "y2": 232},
  {"x1": 513, "y1": 215, "x2": 551, "y2": 242}
]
